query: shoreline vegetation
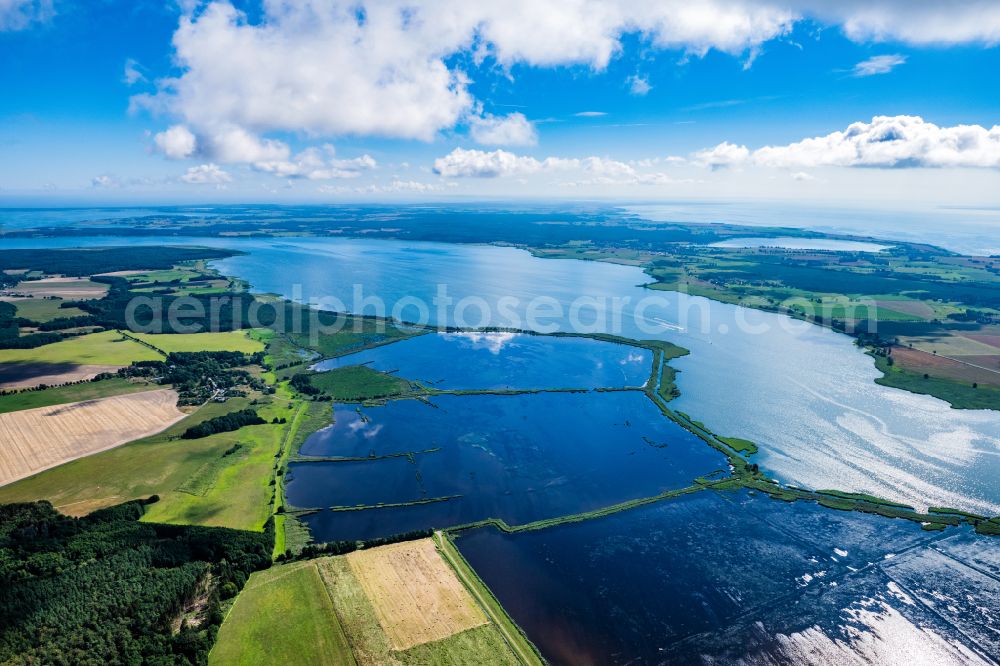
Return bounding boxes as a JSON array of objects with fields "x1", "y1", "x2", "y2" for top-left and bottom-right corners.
[{"x1": 1, "y1": 239, "x2": 997, "y2": 664}]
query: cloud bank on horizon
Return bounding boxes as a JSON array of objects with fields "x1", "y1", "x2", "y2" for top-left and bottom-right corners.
[{"x1": 2, "y1": 0, "x2": 1000, "y2": 201}]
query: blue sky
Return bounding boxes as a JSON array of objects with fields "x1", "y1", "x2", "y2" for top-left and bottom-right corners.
[{"x1": 1, "y1": 0, "x2": 999, "y2": 205}]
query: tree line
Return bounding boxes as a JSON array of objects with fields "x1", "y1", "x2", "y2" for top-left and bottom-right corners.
[{"x1": 181, "y1": 409, "x2": 266, "y2": 439}]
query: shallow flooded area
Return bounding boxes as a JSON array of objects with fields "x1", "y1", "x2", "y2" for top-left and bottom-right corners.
[
  {"x1": 312, "y1": 332, "x2": 652, "y2": 390},
  {"x1": 457, "y1": 489, "x2": 1000, "y2": 665},
  {"x1": 286, "y1": 391, "x2": 726, "y2": 542}
]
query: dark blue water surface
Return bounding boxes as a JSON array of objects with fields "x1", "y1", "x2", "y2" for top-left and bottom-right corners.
[
  {"x1": 286, "y1": 391, "x2": 726, "y2": 541},
  {"x1": 312, "y1": 332, "x2": 652, "y2": 390},
  {"x1": 457, "y1": 490, "x2": 1000, "y2": 665}
]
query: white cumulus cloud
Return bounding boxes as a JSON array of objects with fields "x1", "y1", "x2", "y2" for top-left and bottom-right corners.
[
  {"x1": 694, "y1": 116, "x2": 1000, "y2": 170},
  {"x1": 432, "y1": 148, "x2": 577, "y2": 178},
  {"x1": 851, "y1": 53, "x2": 906, "y2": 77},
  {"x1": 469, "y1": 113, "x2": 538, "y2": 146},
  {"x1": 814, "y1": 1, "x2": 1000, "y2": 46},
  {"x1": 254, "y1": 145, "x2": 376, "y2": 180},
  {"x1": 91, "y1": 175, "x2": 119, "y2": 189},
  {"x1": 154, "y1": 124, "x2": 292, "y2": 163},
  {"x1": 752, "y1": 115, "x2": 1000, "y2": 168},
  {"x1": 130, "y1": 1, "x2": 1000, "y2": 162},
  {"x1": 577, "y1": 157, "x2": 679, "y2": 185},
  {"x1": 433, "y1": 149, "x2": 676, "y2": 185},
  {"x1": 153, "y1": 125, "x2": 198, "y2": 160},
  {"x1": 692, "y1": 141, "x2": 751, "y2": 169},
  {"x1": 203, "y1": 126, "x2": 290, "y2": 163},
  {"x1": 150, "y1": 1, "x2": 473, "y2": 142},
  {"x1": 627, "y1": 75, "x2": 652, "y2": 95},
  {"x1": 180, "y1": 163, "x2": 232, "y2": 184},
  {"x1": 137, "y1": 1, "x2": 801, "y2": 148}
]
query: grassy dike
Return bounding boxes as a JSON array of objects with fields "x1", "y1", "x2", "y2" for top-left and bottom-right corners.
[
  {"x1": 448, "y1": 480, "x2": 734, "y2": 536},
  {"x1": 434, "y1": 532, "x2": 546, "y2": 666}
]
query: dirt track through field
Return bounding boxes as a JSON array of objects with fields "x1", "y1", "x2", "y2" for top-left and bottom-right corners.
[
  {"x1": 346, "y1": 539, "x2": 487, "y2": 650},
  {"x1": 0, "y1": 389, "x2": 184, "y2": 486},
  {"x1": 893, "y1": 347, "x2": 1000, "y2": 388}
]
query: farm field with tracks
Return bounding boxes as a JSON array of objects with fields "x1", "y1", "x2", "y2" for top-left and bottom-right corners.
[{"x1": 0, "y1": 388, "x2": 185, "y2": 486}]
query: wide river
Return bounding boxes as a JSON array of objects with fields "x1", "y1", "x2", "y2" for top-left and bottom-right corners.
[{"x1": 7, "y1": 235, "x2": 1000, "y2": 513}]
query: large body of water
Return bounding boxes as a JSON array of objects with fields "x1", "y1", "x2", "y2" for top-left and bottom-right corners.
[
  {"x1": 211, "y1": 236, "x2": 1000, "y2": 514},
  {"x1": 3, "y1": 234, "x2": 998, "y2": 513},
  {"x1": 624, "y1": 201, "x2": 1000, "y2": 256},
  {"x1": 458, "y1": 489, "x2": 1000, "y2": 664}
]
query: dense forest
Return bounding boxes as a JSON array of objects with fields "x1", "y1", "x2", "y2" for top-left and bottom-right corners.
[
  {"x1": 0, "y1": 247, "x2": 236, "y2": 277},
  {"x1": 76, "y1": 278, "x2": 365, "y2": 336},
  {"x1": 0, "y1": 499, "x2": 271, "y2": 665},
  {"x1": 289, "y1": 372, "x2": 321, "y2": 396}
]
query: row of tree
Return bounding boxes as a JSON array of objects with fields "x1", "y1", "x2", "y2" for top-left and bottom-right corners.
[{"x1": 181, "y1": 409, "x2": 266, "y2": 439}]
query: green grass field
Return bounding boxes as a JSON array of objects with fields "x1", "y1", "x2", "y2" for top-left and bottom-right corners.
[
  {"x1": 309, "y1": 365, "x2": 415, "y2": 401},
  {"x1": 140, "y1": 395, "x2": 296, "y2": 530},
  {"x1": 0, "y1": 378, "x2": 156, "y2": 414},
  {"x1": 210, "y1": 560, "x2": 355, "y2": 666},
  {"x1": 287, "y1": 315, "x2": 419, "y2": 359},
  {"x1": 11, "y1": 299, "x2": 87, "y2": 323},
  {"x1": 253, "y1": 329, "x2": 314, "y2": 374},
  {"x1": 0, "y1": 395, "x2": 288, "y2": 529},
  {"x1": 717, "y1": 436, "x2": 758, "y2": 455},
  {"x1": 125, "y1": 267, "x2": 203, "y2": 284},
  {"x1": 130, "y1": 330, "x2": 265, "y2": 354},
  {"x1": 0, "y1": 330, "x2": 162, "y2": 366}
]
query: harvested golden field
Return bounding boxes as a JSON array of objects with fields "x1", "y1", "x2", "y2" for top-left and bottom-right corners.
[
  {"x1": 345, "y1": 539, "x2": 488, "y2": 651},
  {"x1": 900, "y1": 332, "x2": 999, "y2": 357},
  {"x1": 11, "y1": 277, "x2": 109, "y2": 299},
  {"x1": 0, "y1": 388, "x2": 185, "y2": 486}
]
